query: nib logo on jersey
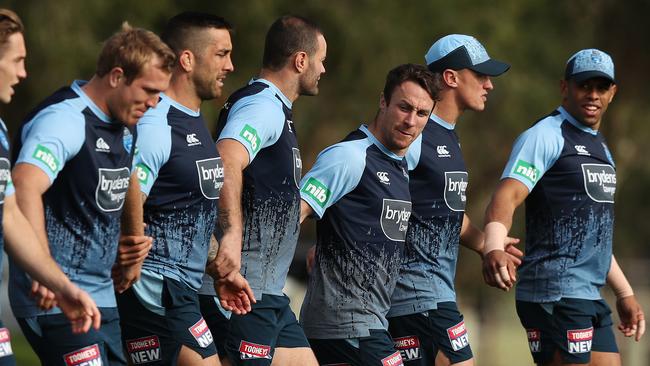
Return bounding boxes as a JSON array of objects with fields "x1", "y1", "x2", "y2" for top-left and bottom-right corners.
[
  {"x1": 0, "y1": 158, "x2": 10, "y2": 204},
  {"x1": 293, "y1": 147, "x2": 302, "y2": 188},
  {"x1": 196, "y1": 157, "x2": 224, "y2": 199},
  {"x1": 302, "y1": 177, "x2": 331, "y2": 208},
  {"x1": 582, "y1": 164, "x2": 616, "y2": 203},
  {"x1": 380, "y1": 199, "x2": 412, "y2": 242},
  {"x1": 239, "y1": 341, "x2": 272, "y2": 360},
  {"x1": 189, "y1": 318, "x2": 214, "y2": 348},
  {"x1": 444, "y1": 171, "x2": 468, "y2": 212},
  {"x1": 0, "y1": 328, "x2": 13, "y2": 358},
  {"x1": 567, "y1": 327, "x2": 593, "y2": 354},
  {"x1": 95, "y1": 137, "x2": 111, "y2": 153},
  {"x1": 126, "y1": 335, "x2": 161, "y2": 364},
  {"x1": 96, "y1": 168, "x2": 130, "y2": 212},
  {"x1": 526, "y1": 329, "x2": 541, "y2": 353},
  {"x1": 381, "y1": 351, "x2": 404, "y2": 366},
  {"x1": 447, "y1": 321, "x2": 470, "y2": 351},
  {"x1": 63, "y1": 344, "x2": 102, "y2": 366},
  {"x1": 393, "y1": 335, "x2": 421, "y2": 361}
]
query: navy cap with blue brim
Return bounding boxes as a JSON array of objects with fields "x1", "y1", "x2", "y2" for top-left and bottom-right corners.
[
  {"x1": 564, "y1": 48, "x2": 616, "y2": 84},
  {"x1": 425, "y1": 34, "x2": 510, "y2": 76}
]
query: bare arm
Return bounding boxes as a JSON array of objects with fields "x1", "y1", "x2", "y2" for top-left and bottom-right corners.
[
  {"x1": 459, "y1": 214, "x2": 484, "y2": 254},
  {"x1": 608, "y1": 255, "x2": 645, "y2": 341},
  {"x1": 300, "y1": 199, "x2": 314, "y2": 224},
  {"x1": 214, "y1": 139, "x2": 249, "y2": 280}
]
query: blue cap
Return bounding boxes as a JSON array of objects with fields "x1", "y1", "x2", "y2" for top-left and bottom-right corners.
[
  {"x1": 424, "y1": 34, "x2": 510, "y2": 76},
  {"x1": 564, "y1": 49, "x2": 615, "y2": 84}
]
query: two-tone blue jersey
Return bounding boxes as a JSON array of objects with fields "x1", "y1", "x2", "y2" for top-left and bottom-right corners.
[
  {"x1": 389, "y1": 115, "x2": 467, "y2": 317},
  {"x1": 0, "y1": 118, "x2": 15, "y2": 313},
  {"x1": 9, "y1": 80, "x2": 136, "y2": 317},
  {"x1": 502, "y1": 106, "x2": 615, "y2": 303},
  {"x1": 300, "y1": 125, "x2": 412, "y2": 339}
]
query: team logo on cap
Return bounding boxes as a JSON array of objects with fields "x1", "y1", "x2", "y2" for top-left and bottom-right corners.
[
  {"x1": 96, "y1": 167, "x2": 130, "y2": 212},
  {"x1": 196, "y1": 157, "x2": 224, "y2": 199},
  {"x1": 0, "y1": 328, "x2": 13, "y2": 358},
  {"x1": 239, "y1": 341, "x2": 272, "y2": 360},
  {"x1": 63, "y1": 344, "x2": 102, "y2": 366},
  {"x1": 567, "y1": 327, "x2": 593, "y2": 354},
  {"x1": 126, "y1": 335, "x2": 161, "y2": 364},
  {"x1": 444, "y1": 171, "x2": 468, "y2": 212},
  {"x1": 581, "y1": 163, "x2": 616, "y2": 203},
  {"x1": 526, "y1": 329, "x2": 541, "y2": 353},
  {"x1": 447, "y1": 321, "x2": 470, "y2": 351},
  {"x1": 394, "y1": 335, "x2": 421, "y2": 361},
  {"x1": 380, "y1": 199, "x2": 412, "y2": 242},
  {"x1": 189, "y1": 318, "x2": 214, "y2": 348}
]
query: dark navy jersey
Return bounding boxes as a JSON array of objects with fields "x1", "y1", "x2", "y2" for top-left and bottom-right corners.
[
  {"x1": 502, "y1": 106, "x2": 615, "y2": 302},
  {"x1": 0, "y1": 118, "x2": 15, "y2": 312},
  {"x1": 133, "y1": 93, "x2": 221, "y2": 293},
  {"x1": 9, "y1": 80, "x2": 136, "y2": 317},
  {"x1": 300, "y1": 125, "x2": 412, "y2": 339},
  {"x1": 389, "y1": 115, "x2": 467, "y2": 317},
  {"x1": 216, "y1": 78, "x2": 302, "y2": 300}
]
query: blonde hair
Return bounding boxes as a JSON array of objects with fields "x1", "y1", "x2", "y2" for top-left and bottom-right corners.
[
  {"x1": 96, "y1": 22, "x2": 175, "y2": 84},
  {"x1": 0, "y1": 8, "x2": 23, "y2": 46}
]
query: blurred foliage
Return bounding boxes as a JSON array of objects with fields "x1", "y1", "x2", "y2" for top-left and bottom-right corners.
[{"x1": 3, "y1": 0, "x2": 650, "y2": 305}]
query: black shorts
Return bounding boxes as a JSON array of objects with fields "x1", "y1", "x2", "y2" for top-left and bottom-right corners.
[
  {"x1": 0, "y1": 323, "x2": 15, "y2": 366},
  {"x1": 309, "y1": 329, "x2": 403, "y2": 366},
  {"x1": 225, "y1": 294, "x2": 309, "y2": 365},
  {"x1": 516, "y1": 298, "x2": 618, "y2": 364},
  {"x1": 199, "y1": 294, "x2": 231, "y2": 357},
  {"x1": 18, "y1": 308, "x2": 125, "y2": 366},
  {"x1": 388, "y1": 302, "x2": 473, "y2": 365},
  {"x1": 117, "y1": 277, "x2": 217, "y2": 365}
]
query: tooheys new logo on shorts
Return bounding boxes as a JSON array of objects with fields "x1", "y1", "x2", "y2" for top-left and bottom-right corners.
[
  {"x1": 63, "y1": 344, "x2": 102, "y2": 366},
  {"x1": 189, "y1": 318, "x2": 213, "y2": 348},
  {"x1": 447, "y1": 321, "x2": 470, "y2": 351},
  {"x1": 126, "y1": 335, "x2": 161, "y2": 364},
  {"x1": 301, "y1": 177, "x2": 331, "y2": 208},
  {"x1": 581, "y1": 163, "x2": 616, "y2": 203},
  {"x1": 526, "y1": 329, "x2": 541, "y2": 353},
  {"x1": 33, "y1": 144, "x2": 59, "y2": 173},
  {"x1": 513, "y1": 159, "x2": 539, "y2": 186},
  {"x1": 196, "y1": 157, "x2": 224, "y2": 199},
  {"x1": 0, "y1": 158, "x2": 10, "y2": 203},
  {"x1": 381, "y1": 199, "x2": 412, "y2": 242},
  {"x1": 393, "y1": 335, "x2": 421, "y2": 361},
  {"x1": 567, "y1": 327, "x2": 593, "y2": 354},
  {"x1": 96, "y1": 168, "x2": 130, "y2": 212},
  {"x1": 240, "y1": 124, "x2": 260, "y2": 154},
  {"x1": 0, "y1": 328, "x2": 13, "y2": 358}
]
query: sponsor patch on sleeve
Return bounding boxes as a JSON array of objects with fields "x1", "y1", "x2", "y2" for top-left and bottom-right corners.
[
  {"x1": 301, "y1": 177, "x2": 331, "y2": 208},
  {"x1": 63, "y1": 344, "x2": 102, "y2": 366},
  {"x1": 512, "y1": 159, "x2": 539, "y2": 185},
  {"x1": 126, "y1": 335, "x2": 161, "y2": 364},
  {"x1": 135, "y1": 163, "x2": 151, "y2": 185},
  {"x1": 239, "y1": 124, "x2": 260, "y2": 154},
  {"x1": 32, "y1": 144, "x2": 60, "y2": 173},
  {"x1": 0, "y1": 328, "x2": 13, "y2": 358}
]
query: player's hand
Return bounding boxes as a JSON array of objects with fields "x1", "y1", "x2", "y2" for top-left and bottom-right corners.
[
  {"x1": 215, "y1": 272, "x2": 256, "y2": 315},
  {"x1": 482, "y1": 250, "x2": 517, "y2": 291},
  {"x1": 31, "y1": 280, "x2": 57, "y2": 310},
  {"x1": 112, "y1": 262, "x2": 144, "y2": 294},
  {"x1": 117, "y1": 234, "x2": 153, "y2": 267},
  {"x1": 55, "y1": 282, "x2": 101, "y2": 334},
  {"x1": 504, "y1": 237, "x2": 523, "y2": 266},
  {"x1": 306, "y1": 245, "x2": 316, "y2": 275},
  {"x1": 616, "y1": 295, "x2": 646, "y2": 341},
  {"x1": 214, "y1": 234, "x2": 242, "y2": 279}
]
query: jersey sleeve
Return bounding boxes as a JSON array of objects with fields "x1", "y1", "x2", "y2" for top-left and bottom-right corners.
[
  {"x1": 16, "y1": 105, "x2": 85, "y2": 183},
  {"x1": 405, "y1": 133, "x2": 423, "y2": 171},
  {"x1": 300, "y1": 142, "x2": 367, "y2": 219},
  {"x1": 133, "y1": 116, "x2": 172, "y2": 196},
  {"x1": 217, "y1": 95, "x2": 285, "y2": 163},
  {"x1": 501, "y1": 121, "x2": 564, "y2": 191}
]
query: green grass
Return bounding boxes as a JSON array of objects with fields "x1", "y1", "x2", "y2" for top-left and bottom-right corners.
[{"x1": 9, "y1": 330, "x2": 39, "y2": 365}]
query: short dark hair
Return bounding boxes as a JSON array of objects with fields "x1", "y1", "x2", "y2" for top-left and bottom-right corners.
[
  {"x1": 262, "y1": 15, "x2": 322, "y2": 71},
  {"x1": 0, "y1": 8, "x2": 23, "y2": 46},
  {"x1": 383, "y1": 63, "x2": 441, "y2": 104},
  {"x1": 162, "y1": 11, "x2": 232, "y2": 56}
]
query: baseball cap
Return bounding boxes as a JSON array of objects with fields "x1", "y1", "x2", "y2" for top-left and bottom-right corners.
[
  {"x1": 564, "y1": 48, "x2": 615, "y2": 84},
  {"x1": 425, "y1": 34, "x2": 510, "y2": 76}
]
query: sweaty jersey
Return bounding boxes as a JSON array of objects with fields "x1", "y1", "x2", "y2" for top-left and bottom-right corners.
[
  {"x1": 9, "y1": 80, "x2": 136, "y2": 317},
  {"x1": 300, "y1": 125, "x2": 412, "y2": 339},
  {"x1": 0, "y1": 119, "x2": 15, "y2": 311},
  {"x1": 133, "y1": 93, "x2": 221, "y2": 292},
  {"x1": 503, "y1": 106, "x2": 615, "y2": 303},
  {"x1": 216, "y1": 78, "x2": 302, "y2": 300},
  {"x1": 389, "y1": 115, "x2": 467, "y2": 317}
]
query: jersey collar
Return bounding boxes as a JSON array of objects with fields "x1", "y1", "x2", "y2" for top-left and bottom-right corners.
[
  {"x1": 71, "y1": 80, "x2": 112, "y2": 123},
  {"x1": 557, "y1": 106, "x2": 598, "y2": 136},
  {"x1": 250, "y1": 78, "x2": 293, "y2": 109},
  {"x1": 430, "y1": 113, "x2": 456, "y2": 130},
  {"x1": 359, "y1": 124, "x2": 405, "y2": 160},
  {"x1": 160, "y1": 93, "x2": 200, "y2": 117}
]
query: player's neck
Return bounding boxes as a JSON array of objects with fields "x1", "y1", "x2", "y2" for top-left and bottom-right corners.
[
  {"x1": 81, "y1": 76, "x2": 112, "y2": 119},
  {"x1": 165, "y1": 74, "x2": 201, "y2": 112},
  {"x1": 258, "y1": 68, "x2": 299, "y2": 103},
  {"x1": 432, "y1": 100, "x2": 460, "y2": 125}
]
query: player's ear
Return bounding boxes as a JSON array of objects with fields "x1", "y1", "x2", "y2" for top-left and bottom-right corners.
[
  {"x1": 294, "y1": 51, "x2": 308, "y2": 73},
  {"x1": 108, "y1": 67, "x2": 125, "y2": 88}
]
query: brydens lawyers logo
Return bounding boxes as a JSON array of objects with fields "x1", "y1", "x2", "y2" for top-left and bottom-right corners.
[
  {"x1": 526, "y1": 328, "x2": 541, "y2": 353},
  {"x1": 381, "y1": 351, "x2": 404, "y2": 366},
  {"x1": 63, "y1": 344, "x2": 102, "y2": 366},
  {"x1": 186, "y1": 133, "x2": 202, "y2": 146},
  {"x1": 239, "y1": 340, "x2": 272, "y2": 360},
  {"x1": 126, "y1": 335, "x2": 161, "y2": 364},
  {"x1": 447, "y1": 321, "x2": 470, "y2": 351},
  {"x1": 0, "y1": 328, "x2": 13, "y2": 358},
  {"x1": 393, "y1": 335, "x2": 421, "y2": 361},
  {"x1": 567, "y1": 327, "x2": 593, "y2": 354},
  {"x1": 95, "y1": 137, "x2": 110, "y2": 153},
  {"x1": 377, "y1": 171, "x2": 390, "y2": 185},
  {"x1": 189, "y1": 318, "x2": 214, "y2": 348}
]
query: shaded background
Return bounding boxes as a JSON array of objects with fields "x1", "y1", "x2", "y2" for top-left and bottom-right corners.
[{"x1": 1, "y1": 0, "x2": 648, "y2": 364}]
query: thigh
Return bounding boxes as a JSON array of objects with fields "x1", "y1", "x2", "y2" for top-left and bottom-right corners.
[
  {"x1": 275, "y1": 303, "x2": 310, "y2": 349},
  {"x1": 427, "y1": 303, "x2": 473, "y2": 365},
  {"x1": 200, "y1": 294, "x2": 231, "y2": 358},
  {"x1": 552, "y1": 298, "x2": 604, "y2": 364},
  {"x1": 388, "y1": 313, "x2": 435, "y2": 365}
]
